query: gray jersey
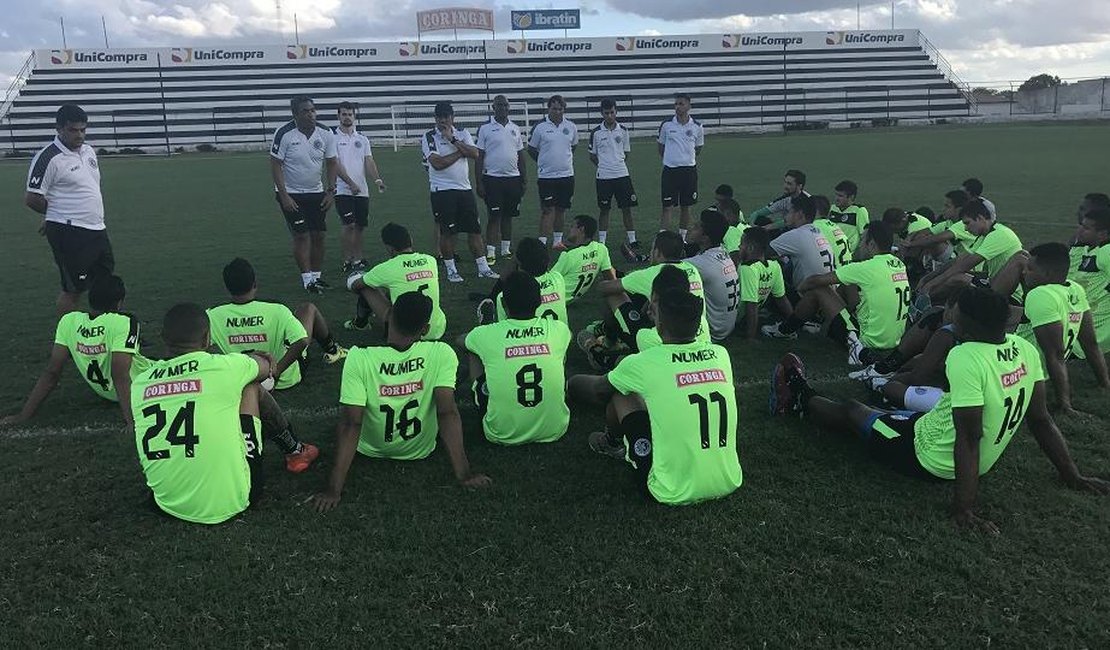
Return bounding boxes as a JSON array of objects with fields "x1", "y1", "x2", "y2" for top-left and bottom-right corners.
[
  {"x1": 685, "y1": 246, "x2": 739, "y2": 340},
  {"x1": 771, "y1": 225, "x2": 834, "y2": 288},
  {"x1": 763, "y1": 190, "x2": 812, "y2": 220}
]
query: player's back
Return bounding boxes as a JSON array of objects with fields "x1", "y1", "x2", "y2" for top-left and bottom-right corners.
[
  {"x1": 739, "y1": 259, "x2": 785, "y2": 307},
  {"x1": 553, "y1": 240, "x2": 612, "y2": 300},
  {"x1": 771, "y1": 225, "x2": 834, "y2": 287},
  {"x1": 828, "y1": 205, "x2": 869, "y2": 247},
  {"x1": 340, "y1": 341, "x2": 458, "y2": 460},
  {"x1": 685, "y1": 246, "x2": 739, "y2": 340},
  {"x1": 968, "y1": 223, "x2": 1023, "y2": 276},
  {"x1": 132, "y1": 351, "x2": 259, "y2": 524},
  {"x1": 362, "y1": 253, "x2": 447, "y2": 339},
  {"x1": 56, "y1": 310, "x2": 141, "y2": 401},
  {"x1": 207, "y1": 300, "x2": 306, "y2": 389},
  {"x1": 1018, "y1": 281, "x2": 1088, "y2": 357},
  {"x1": 835, "y1": 254, "x2": 910, "y2": 349},
  {"x1": 497, "y1": 270, "x2": 568, "y2": 323},
  {"x1": 465, "y1": 316, "x2": 571, "y2": 445},
  {"x1": 813, "y1": 218, "x2": 852, "y2": 268},
  {"x1": 1070, "y1": 243, "x2": 1110, "y2": 345}
]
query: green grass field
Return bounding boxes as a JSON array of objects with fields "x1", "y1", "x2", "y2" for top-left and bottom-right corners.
[{"x1": 2, "y1": 122, "x2": 1110, "y2": 646}]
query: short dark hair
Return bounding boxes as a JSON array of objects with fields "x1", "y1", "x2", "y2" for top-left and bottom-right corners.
[
  {"x1": 960, "y1": 199, "x2": 992, "y2": 221},
  {"x1": 222, "y1": 257, "x2": 256, "y2": 296},
  {"x1": 652, "y1": 230, "x2": 686, "y2": 261},
  {"x1": 651, "y1": 263, "x2": 690, "y2": 297},
  {"x1": 699, "y1": 209, "x2": 728, "y2": 246},
  {"x1": 1029, "y1": 242, "x2": 1071, "y2": 280},
  {"x1": 547, "y1": 95, "x2": 566, "y2": 108},
  {"x1": 290, "y1": 95, "x2": 314, "y2": 114},
  {"x1": 657, "y1": 289, "x2": 702, "y2": 340},
  {"x1": 501, "y1": 271, "x2": 541, "y2": 318},
  {"x1": 914, "y1": 206, "x2": 937, "y2": 222},
  {"x1": 945, "y1": 189, "x2": 971, "y2": 210},
  {"x1": 1084, "y1": 193, "x2": 1110, "y2": 210},
  {"x1": 834, "y1": 180, "x2": 858, "y2": 197},
  {"x1": 391, "y1": 292, "x2": 433, "y2": 336},
  {"x1": 863, "y1": 221, "x2": 895, "y2": 252},
  {"x1": 162, "y1": 303, "x2": 210, "y2": 347},
  {"x1": 790, "y1": 194, "x2": 816, "y2": 221},
  {"x1": 337, "y1": 101, "x2": 357, "y2": 112},
  {"x1": 718, "y1": 198, "x2": 741, "y2": 220},
  {"x1": 957, "y1": 287, "x2": 1009, "y2": 342},
  {"x1": 881, "y1": 207, "x2": 908, "y2": 226},
  {"x1": 1084, "y1": 208, "x2": 1110, "y2": 233},
  {"x1": 88, "y1": 274, "x2": 125, "y2": 311},
  {"x1": 786, "y1": 169, "x2": 806, "y2": 187},
  {"x1": 599, "y1": 98, "x2": 616, "y2": 111},
  {"x1": 55, "y1": 104, "x2": 87, "y2": 128},
  {"x1": 961, "y1": 178, "x2": 984, "y2": 197},
  {"x1": 433, "y1": 101, "x2": 454, "y2": 117},
  {"x1": 715, "y1": 184, "x2": 734, "y2": 198},
  {"x1": 674, "y1": 92, "x2": 691, "y2": 102},
  {"x1": 573, "y1": 214, "x2": 598, "y2": 239},
  {"x1": 380, "y1": 222, "x2": 412, "y2": 250},
  {"x1": 515, "y1": 237, "x2": 550, "y2": 276},
  {"x1": 812, "y1": 194, "x2": 831, "y2": 217},
  {"x1": 741, "y1": 225, "x2": 771, "y2": 253}
]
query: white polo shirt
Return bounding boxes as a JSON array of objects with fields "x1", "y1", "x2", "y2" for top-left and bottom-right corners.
[
  {"x1": 528, "y1": 117, "x2": 578, "y2": 179},
  {"x1": 421, "y1": 127, "x2": 475, "y2": 192},
  {"x1": 270, "y1": 121, "x2": 337, "y2": 194},
  {"x1": 26, "y1": 137, "x2": 105, "y2": 230},
  {"x1": 588, "y1": 122, "x2": 631, "y2": 180},
  {"x1": 658, "y1": 115, "x2": 705, "y2": 169},
  {"x1": 333, "y1": 127, "x2": 372, "y2": 197},
  {"x1": 475, "y1": 118, "x2": 524, "y2": 178}
]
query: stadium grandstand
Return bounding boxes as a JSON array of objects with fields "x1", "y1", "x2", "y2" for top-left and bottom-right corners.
[{"x1": 0, "y1": 29, "x2": 970, "y2": 153}]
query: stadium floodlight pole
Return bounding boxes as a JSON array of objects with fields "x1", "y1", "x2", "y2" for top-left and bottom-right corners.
[
  {"x1": 59, "y1": 17, "x2": 67, "y2": 49},
  {"x1": 294, "y1": 13, "x2": 300, "y2": 45},
  {"x1": 102, "y1": 15, "x2": 110, "y2": 48}
]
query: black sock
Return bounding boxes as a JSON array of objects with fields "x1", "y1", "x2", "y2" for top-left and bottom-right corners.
[
  {"x1": 269, "y1": 427, "x2": 303, "y2": 455},
  {"x1": 322, "y1": 335, "x2": 338, "y2": 354},
  {"x1": 827, "y1": 315, "x2": 848, "y2": 346},
  {"x1": 354, "y1": 295, "x2": 372, "y2": 327},
  {"x1": 257, "y1": 391, "x2": 302, "y2": 455},
  {"x1": 781, "y1": 314, "x2": 804, "y2": 334}
]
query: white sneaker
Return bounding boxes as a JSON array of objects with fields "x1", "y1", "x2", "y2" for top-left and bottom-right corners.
[
  {"x1": 847, "y1": 334, "x2": 865, "y2": 367},
  {"x1": 800, "y1": 321, "x2": 823, "y2": 335},
  {"x1": 477, "y1": 269, "x2": 500, "y2": 279},
  {"x1": 447, "y1": 271, "x2": 464, "y2": 283},
  {"x1": 848, "y1": 365, "x2": 892, "y2": 382},
  {"x1": 761, "y1": 323, "x2": 798, "y2": 339}
]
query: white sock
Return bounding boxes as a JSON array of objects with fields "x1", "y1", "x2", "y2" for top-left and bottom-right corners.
[
  {"x1": 486, "y1": 245, "x2": 495, "y2": 258},
  {"x1": 539, "y1": 236, "x2": 548, "y2": 245},
  {"x1": 553, "y1": 231, "x2": 563, "y2": 245},
  {"x1": 301, "y1": 272, "x2": 314, "y2": 288},
  {"x1": 444, "y1": 259, "x2": 459, "y2": 275},
  {"x1": 476, "y1": 256, "x2": 492, "y2": 274},
  {"x1": 679, "y1": 228, "x2": 688, "y2": 241},
  {"x1": 598, "y1": 230, "x2": 608, "y2": 244},
  {"x1": 311, "y1": 271, "x2": 322, "y2": 281},
  {"x1": 627, "y1": 231, "x2": 637, "y2": 244},
  {"x1": 501, "y1": 240, "x2": 511, "y2": 254}
]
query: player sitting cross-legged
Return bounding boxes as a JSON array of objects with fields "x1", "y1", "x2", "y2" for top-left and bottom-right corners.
[
  {"x1": 133, "y1": 303, "x2": 317, "y2": 525},
  {"x1": 568, "y1": 288, "x2": 742, "y2": 505},
  {"x1": 736, "y1": 227, "x2": 793, "y2": 339},
  {"x1": 466, "y1": 271, "x2": 572, "y2": 445},
  {"x1": 769, "y1": 287, "x2": 1109, "y2": 534},
  {"x1": 550, "y1": 214, "x2": 617, "y2": 301},
  {"x1": 312, "y1": 291, "x2": 490, "y2": 513},
  {"x1": 478, "y1": 237, "x2": 568, "y2": 325},
  {"x1": 2, "y1": 274, "x2": 147, "y2": 428}
]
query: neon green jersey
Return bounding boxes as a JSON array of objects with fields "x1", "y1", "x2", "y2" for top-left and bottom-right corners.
[
  {"x1": 465, "y1": 317, "x2": 571, "y2": 445},
  {"x1": 132, "y1": 351, "x2": 260, "y2": 524},
  {"x1": 828, "y1": 204, "x2": 869, "y2": 249},
  {"x1": 813, "y1": 218, "x2": 852, "y2": 268},
  {"x1": 207, "y1": 301, "x2": 307, "y2": 390},
  {"x1": 551, "y1": 240, "x2": 613, "y2": 301},
  {"x1": 607, "y1": 341, "x2": 742, "y2": 505},
  {"x1": 361, "y1": 252, "x2": 447, "y2": 339},
  {"x1": 835, "y1": 254, "x2": 911, "y2": 349},
  {"x1": 496, "y1": 270, "x2": 568, "y2": 323},
  {"x1": 54, "y1": 311, "x2": 142, "y2": 401},
  {"x1": 914, "y1": 335, "x2": 1045, "y2": 479},
  {"x1": 1070, "y1": 242, "x2": 1110, "y2": 351},
  {"x1": 905, "y1": 213, "x2": 933, "y2": 237},
  {"x1": 722, "y1": 224, "x2": 749, "y2": 254},
  {"x1": 619, "y1": 261, "x2": 711, "y2": 339},
  {"x1": 1017, "y1": 281, "x2": 1089, "y2": 359},
  {"x1": 967, "y1": 223, "x2": 1023, "y2": 278},
  {"x1": 339, "y1": 341, "x2": 457, "y2": 460},
  {"x1": 739, "y1": 260, "x2": 785, "y2": 307},
  {"x1": 635, "y1": 325, "x2": 712, "y2": 350}
]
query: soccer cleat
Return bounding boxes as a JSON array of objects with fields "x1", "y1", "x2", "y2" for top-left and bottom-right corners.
[
  {"x1": 343, "y1": 319, "x2": 370, "y2": 331},
  {"x1": 447, "y1": 271, "x2": 465, "y2": 283},
  {"x1": 323, "y1": 345, "x2": 348, "y2": 365},
  {"x1": 576, "y1": 328, "x2": 600, "y2": 355},
  {"x1": 551, "y1": 240, "x2": 568, "y2": 252},
  {"x1": 502, "y1": 251, "x2": 513, "y2": 260},
  {"x1": 620, "y1": 241, "x2": 648, "y2": 263},
  {"x1": 847, "y1": 334, "x2": 865, "y2": 367},
  {"x1": 588, "y1": 430, "x2": 627, "y2": 460},
  {"x1": 867, "y1": 376, "x2": 891, "y2": 392},
  {"x1": 306, "y1": 280, "x2": 324, "y2": 294},
  {"x1": 342, "y1": 259, "x2": 370, "y2": 275},
  {"x1": 848, "y1": 365, "x2": 892, "y2": 383},
  {"x1": 476, "y1": 298, "x2": 496, "y2": 325},
  {"x1": 769, "y1": 353, "x2": 806, "y2": 416},
  {"x1": 760, "y1": 322, "x2": 798, "y2": 340},
  {"x1": 314, "y1": 278, "x2": 332, "y2": 290},
  {"x1": 486, "y1": 253, "x2": 497, "y2": 265},
  {"x1": 477, "y1": 269, "x2": 500, "y2": 280},
  {"x1": 800, "y1": 321, "x2": 823, "y2": 335},
  {"x1": 285, "y1": 443, "x2": 319, "y2": 473}
]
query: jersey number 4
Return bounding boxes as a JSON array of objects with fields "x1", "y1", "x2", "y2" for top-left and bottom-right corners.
[
  {"x1": 141, "y1": 402, "x2": 198, "y2": 460},
  {"x1": 86, "y1": 359, "x2": 110, "y2": 392}
]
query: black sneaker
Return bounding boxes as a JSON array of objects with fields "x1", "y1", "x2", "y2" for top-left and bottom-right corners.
[
  {"x1": 314, "y1": 277, "x2": 332, "y2": 290},
  {"x1": 306, "y1": 280, "x2": 324, "y2": 294}
]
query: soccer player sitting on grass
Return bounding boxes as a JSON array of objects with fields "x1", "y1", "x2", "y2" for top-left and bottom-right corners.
[
  {"x1": 208, "y1": 258, "x2": 347, "y2": 393},
  {"x1": 827, "y1": 180, "x2": 869, "y2": 250},
  {"x1": 882, "y1": 207, "x2": 934, "y2": 286},
  {"x1": 769, "y1": 287, "x2": 1110, "y2": 534},
  {"x1": 750, "y1": 169, "x2": 808, "y2": 233},
  {"x1": 466, "y1": 272, "x2": 571, "y2": 445},
  {"x1": 1070, "y1": 206, "x2": 1110, "y2": 353},
  {"x1": 902, "y1": 190, "x2": 973, "y2": 273},
  {"x1": 918, "y1": 199, "x2": 1024, "y2": 304},
  {"x1": 133, "y1": 303, "x2": 317, "y2": 525},
  {"x1": 568, "y1": 288, "x2": 742, "y2": 505},
  {"x1": 736, "y1": 228, "x2": 793, "y2": 339},
  {"x1": 685, "y1": 209, "x2": 740, "y2": 341},
  {"x1": 714, "y1": 183, "x2": 734, "y2": 212},
  {"x1": 1017, "y1": 243, "x2": 1110, "y2": 415},
  {"x1": 2, "y1": 274, "x2": 145, "y2": 428},
  {"x1": 550, "y1": 214, "x2": 616, "y2": 301},
  {"x1": 716, "y1": 197, "x2": 748, "y2": 265},
  {"x1": 812, "y1": 195, "x2": 853, "y2": 269},
  {"x1": 479, "y1": 237, "x2": 568, "y2": 324},
  {"x1": 634, "y1": 264, "x2": 711, "y2": 350},
  {"x1": 312, "y1": 292, "x2": 491, "y2": 512},
  {"x1": 346, "y1": 222, "x2": 447, "y2": 339}
]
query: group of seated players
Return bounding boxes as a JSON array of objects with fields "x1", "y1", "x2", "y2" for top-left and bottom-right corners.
[{"x1": 5, "y1": 173, "x2": 1110, "y2": 532}]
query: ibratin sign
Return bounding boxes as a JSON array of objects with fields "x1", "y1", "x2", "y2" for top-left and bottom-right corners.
[{"x1": 416, "y1": 8, "x2": 494, "y2": 33}]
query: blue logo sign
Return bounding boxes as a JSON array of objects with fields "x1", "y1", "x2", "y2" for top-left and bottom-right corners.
[{"x1": 510, "y1": 9, "x2": 581, "y2": 31}]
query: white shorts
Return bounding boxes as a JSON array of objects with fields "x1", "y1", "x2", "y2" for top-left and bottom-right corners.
[{"x1": 904, "y1": 386, "x2": 944, "y2": 412}]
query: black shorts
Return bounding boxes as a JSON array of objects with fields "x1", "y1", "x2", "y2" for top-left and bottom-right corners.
[
  {"x1": 865, "y1": 411, "x2": 943, "y2": 481},
  {"x1": 277, "y1": 192, "x2": 327, "y2": 234},
  {"x1": 596, "y1": 176, "x2": 638, "y2": 210},
  {"x1": 481, "y1": 175, "x2": 523, "y2": 219},
  {"x1": 44, "y1": 221, "x2": 115, "y2": 293},
  {"x1": 430, "y1": 189, "x2": 481, "y2": 234},
  {"x1": 335, "y1": 195, "x2": 369, "y2": 228},
  {"x1": 538, "y1": 176, "x2": 574, "y2": 209},
  {"x1": 661, "y1": 166, "x2": 699, "y2": 207}
]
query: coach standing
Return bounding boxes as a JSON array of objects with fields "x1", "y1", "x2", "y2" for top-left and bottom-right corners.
[
  {"x1": 528, "y1": 95, "x2": 578, "y2": 248},
  {"x1": 25, "y1": 104, "x2": 112, "y2": 316},
  {"x1": 271, "y1": 96, "x2": 339, "y2": 294},
  {"x1": 334, "y1": 101, "x2": 386, "y2": 274},
  {"x1": 658, "y1": 93, "x2": 705, "y2": 240},
  {"x1": 475, "y1": 95, "x2": 527, "y2": 263}
]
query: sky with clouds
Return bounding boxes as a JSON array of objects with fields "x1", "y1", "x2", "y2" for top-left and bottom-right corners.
[{"x1": 3, "y1": 0, "x2": 1110, "y2": 90}]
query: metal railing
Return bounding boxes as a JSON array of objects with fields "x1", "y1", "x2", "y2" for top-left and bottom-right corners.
[
  {"x1": 0, "y1": 52, "x2": 34, "y2": 122},
  {"x1": 920, "y1": 32, "x2": 973, "y2": 113}
]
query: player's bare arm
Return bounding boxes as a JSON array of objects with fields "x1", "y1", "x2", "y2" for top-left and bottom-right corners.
[
  {"x1": 24, "y1": 191, "x2": 47, "y2": 215},
  {"x1": 110, "y1": 352, "x2": 134, "y2": 430},
  {"x1": 951, "y1": 405, "x2": 997, "y2": 534},
  {"x1": 1033, "y1": 321, "x2": 1074, "y2": 414},
  {"x1": 797, "y1": 271, "x2": 840, "y2": 292},
  {"x1": 567, "y1": 374, "x2": 616, "y2": 407},
  {"x1": 273, "y1": 336, "x2": 310, "y2": 382},
  {"x1": 365, "y1": 156, "x2": 385, "y2": 192},
  {"x1": 336, "y1": 161, "x2": 361, "y2": 196},
  {"x1": 313, "y1": 405, "x2": 364, "y2": 512},
  {"x1": 434, "y1": 387, "x2": 491, "y2": 488},
  {"x1": 322, "y1": 157, "x2": 338, "y2": 210},
  {"x1": 1025, "y1": 381, "x2": 1110, "y2": 495},
  {"x1": 1077, "y1": 312, "x2": 1110, "y2": 388},
  {"x1": 0, "y1": 344, "x2": 69, "y2": 426}
]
